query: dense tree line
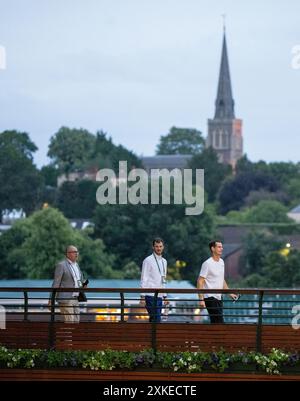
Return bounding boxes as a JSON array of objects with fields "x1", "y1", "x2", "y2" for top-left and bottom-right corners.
[{"x1": 1, "y1": 127, "x2": 300, "y2": 285}]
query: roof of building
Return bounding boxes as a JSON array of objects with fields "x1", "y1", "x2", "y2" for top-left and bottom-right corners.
[
  {"x1": 222, "y1": 243, "x2": 242, "y2": 259},
  {"x1": 0, "y1": 224, "x2": 12, "y2": 233},
  {"x1": 289, "y1": 205, "x2": 300, "y2": 214},
  {"x1": 141, "y1": 155, "x2": 192, "y2": 170},
  {"x1": 218, "y1": 225, "x2": 250, "y2": 244},
  {"x1": 69, "y1": 219, "x2": 94, "y2": 230}
]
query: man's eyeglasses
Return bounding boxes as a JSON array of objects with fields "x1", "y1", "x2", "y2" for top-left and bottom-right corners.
[{"x1": 68, "y1": 251, "x2": 79, "y2": 254}]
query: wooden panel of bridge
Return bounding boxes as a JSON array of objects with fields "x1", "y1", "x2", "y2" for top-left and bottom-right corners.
[{"x1": 0, "y1": 322, "x2": 299, "y2": 352}]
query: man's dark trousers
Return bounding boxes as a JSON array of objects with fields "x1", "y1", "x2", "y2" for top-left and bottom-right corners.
[
  {"x1": 145, "y1": 296, "x2": 163, "y2": 322},
  {"x1": 204, "y1": 297, "x2": 224, "y2": 323}
]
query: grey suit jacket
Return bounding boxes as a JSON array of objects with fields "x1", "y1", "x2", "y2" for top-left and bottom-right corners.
[{"x1": 51, "y1": 259, "x2": 84, "y2": 300}]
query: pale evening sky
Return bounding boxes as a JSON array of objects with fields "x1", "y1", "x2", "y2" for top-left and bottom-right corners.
[{"x1": 0, "y1": 0, "x2": 299, "y2": 167}]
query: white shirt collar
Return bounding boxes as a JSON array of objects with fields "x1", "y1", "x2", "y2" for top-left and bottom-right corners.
[{"x1": 153, "y1": 253, "x2": 163, "y2": 260}]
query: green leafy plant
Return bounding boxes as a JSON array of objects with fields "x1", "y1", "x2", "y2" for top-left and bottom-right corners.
[{"x1": 0, "y1": 346, "x2": 299, "y2": 375}]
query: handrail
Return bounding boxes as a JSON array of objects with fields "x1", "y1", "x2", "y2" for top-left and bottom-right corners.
[
  {"x1": 1, "y1": 287, "x2": 300, "y2": 294},
  {"x1": 1, "y1": 287, "x2": 300, "y2": 352}
]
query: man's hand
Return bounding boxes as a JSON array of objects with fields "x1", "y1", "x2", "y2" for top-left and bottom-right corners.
[
  {"x1": 230, "y1": 293, "x2": 239, "y2": 301},
  {"x1": 199, "y1": 300, "x2": 206, "y2": 309},
  {"x1": 139, "y1": 298, "x2": 146, "y2": 307},
  {"x1": 47, "y1": 299, "x2": 52, "y2": 311}
]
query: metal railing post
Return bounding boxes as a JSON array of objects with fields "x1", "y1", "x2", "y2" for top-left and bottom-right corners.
[
  {"x1": 120, "y1": 292, "x2": 125, "y2": 322},
  {"x1": 256, "y1": 290, "x2": 264, "y2": 353},
  {"x1": 151, "y1": 291, "x2": 158, "y2": 353},
  {"x1": 23, "y1": 291, "x2": 28, "y2": 322},
  {"x1": 48, "y1": 289, "x2": 56, "y2": 350}
]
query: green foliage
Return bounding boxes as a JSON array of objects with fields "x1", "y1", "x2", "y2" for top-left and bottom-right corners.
[
  {"x1": 50, "y1": 129, "x2": 142, "y2": 175},
  {"x1": 267, "y1": 162, "x2": 300, "y2": 187},
  {"x1": 260, "y1": 250, "x2": 300, "y2": 287},
  {"x1": 74, "y1": 232, "x2": 117, "y2": 279},
  {"x1": 122, "y1": 261, "x2": 140, "y2": 279},
  {"x1": 0, "y1": 346, "x2": 297, "y2": 375},
  {"x1": 244, "y1": 189, "x2": 289, "y2": 208},
  {"x1": 94, "y1": 202, "x2": 216, "y2": 283},
  {"x1": 40, "y1": 165, "x2": 59, "y2": 187},
  {"x1": 0, "y1": 207, "x2": 116, "y2": 279},
  {"x1": 236, "y1": 156, "x2": 300, "y2": 186},
  {"x1": 218, "y1": 171, "x2": 280, "y2": 214},
  {"x1": 48, "y1": 127, "x2": 96, "y2": 174},
  {"x1": 92, "y1": 131, "x2": 142, "y2": 172},
  {"x1": 156, "y1": 127, "x2": 205, "y2": 155},
  {"x1": 219, "y1": 156, "x2": 300, "y2": 214},
  {"x1": 226, "y1": 201, "x2": 292, "y2": 225},
  {"x1": 189, "y1": 147, "x2": 232, "y2": 202},
  {"x1": 55, "y1": 180, "x2": 99, "y2": 218},
  {"x1": 240, "y1": 242, "x2": 300, "y2": 288},
  {"x1": 286, "y1": 178, "x2": 300, "y2": 203},
  {"x1": 19, "y1": 207, "x2": 79, "y2": 278},
  {"x1": 0, "y1": 130, "x2": 43, "y2": 216},
  {"x1": 0, "y1": 218, "x2": 32, "y2": 278},
  {"x1": 224, "y1": 210, "x2": 247, "y2": 224},
  {"x1": 244, "y1": 201, "x2": 292, "y2": 224},
  {"x1": 0, "y1": 130, "x2": 38, "y2": 160},
  {"x1": 239, "y1": 229, "x2": 283, "y2": 277}
]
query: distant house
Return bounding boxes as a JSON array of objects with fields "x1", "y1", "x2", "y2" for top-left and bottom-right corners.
[
  {"x1": 0, "y1": 209, "x2": 24, "y2": 234},
  {"x1": 217, "y1": 226, "x2": 248, "y2": 279},
  {"x1": 288, "y1": 205, "x2": 300, "y2": 223},
  {"x1": 57, "y1": 155, "x2": 193, "y2": 187},
  {"x1": 0, "y1": 224, "x2": 12, "y2": 235},
  {"x1": 222, "y1": 243, "x2": 243, "y2": 280},
  {"x1": 69, "y1": 219, "x2": 94, "y2": 230},
  {"x1": 57, "y1": 167, "x2": 98, "y2": 187}
]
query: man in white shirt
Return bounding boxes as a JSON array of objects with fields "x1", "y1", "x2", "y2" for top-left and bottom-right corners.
[
  {"x1": 48, "y1": 245, "x2": 85, "y2": 323},
  {"x1": 140, "y1": 238, "x2": 169, "y2": 322},
  {"x1": 197, "y1": 240, "x2": 238, "y2": 323}
]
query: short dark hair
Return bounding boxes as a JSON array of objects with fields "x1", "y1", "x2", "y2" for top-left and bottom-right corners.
[
  {"x1": 152, "y1": 238, "x2": 164, "y2": 247},
  {"x1": 209, "y1": 240, "x2": 222, "y2": 252}
]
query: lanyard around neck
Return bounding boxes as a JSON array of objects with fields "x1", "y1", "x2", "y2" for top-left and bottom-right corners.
[
  {"x1": 153, "y1": 253, "x2": 165, "y2": 276},
  {"x1": 67, "y1": 261, "x2": 80, "y2": 281}
]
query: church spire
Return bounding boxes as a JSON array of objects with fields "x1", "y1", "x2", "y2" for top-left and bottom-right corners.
[{"x1": 214, "y1": 31, "x2": 235, "y2": 119}]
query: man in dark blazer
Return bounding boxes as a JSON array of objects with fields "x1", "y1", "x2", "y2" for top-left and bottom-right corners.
[{"x1": 48, "y1": 245, "x2": 84, "y2": 323}]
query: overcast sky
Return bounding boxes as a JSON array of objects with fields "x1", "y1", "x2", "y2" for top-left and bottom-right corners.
[{"x1": 0, "y1": 0, "x2": 299, "y2": 167}]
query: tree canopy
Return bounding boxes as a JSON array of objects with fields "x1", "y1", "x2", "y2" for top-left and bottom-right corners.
[
  {"x1": 156, "y1": 127, "x2": 205, "y2": 155},
  {"x1": 48, "y1": 127, "x2": 96, "y2": 174},
  {"x1": 0, "y1": 130, "x2": 42, "y2": 218},
  {"x1": 0, "y1": 207, "x2": 116, "y2": 279},
  {"x1": 218, "y1": 171, "x2": 280, "y2": 214},
  {"x1": 189, "y1": 147, "x2": 232, "y2": 203},
  {"x1": 93, "y1": 202, "x2": 216, "y2": 282}
]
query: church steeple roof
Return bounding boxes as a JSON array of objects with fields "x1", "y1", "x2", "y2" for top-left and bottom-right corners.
[{"x1": 214, "y1": 31, "x2": 235, "y2": 119}]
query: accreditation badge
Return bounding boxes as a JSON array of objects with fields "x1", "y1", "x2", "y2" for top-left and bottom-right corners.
[{"x1": 161, "y1": 275, "x2": 167, "y2": 284}]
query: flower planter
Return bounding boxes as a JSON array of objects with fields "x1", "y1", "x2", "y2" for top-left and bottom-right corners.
[{"x1": 0, "y1": 368, "x2": 300, "y2": 381}]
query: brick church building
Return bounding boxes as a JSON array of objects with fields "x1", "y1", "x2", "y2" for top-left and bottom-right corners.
[{"x1": 206, "y1": 29, "x2": 243, "y2": 168}]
